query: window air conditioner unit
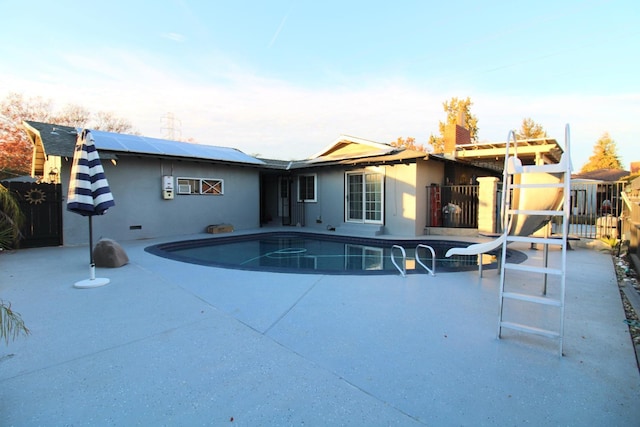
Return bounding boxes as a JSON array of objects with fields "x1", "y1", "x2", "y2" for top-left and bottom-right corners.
[{"x1": 178, "y1": 184, "x2": 192, "y2": 194}]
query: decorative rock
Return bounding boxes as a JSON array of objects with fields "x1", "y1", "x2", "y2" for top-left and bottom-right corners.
[{"x1": 93, "y1": 238, "x2": 129, "y2": 268}]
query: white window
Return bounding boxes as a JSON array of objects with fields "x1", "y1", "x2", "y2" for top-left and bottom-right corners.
[
  {"x1": 177, "y1": 178, "x2": 224, "y2": 195},
  {"x1": 345, "y1": 171, "x2": 384, "y2": 224},
  {"x1": 297, "y1": 174, "x2": 317, "y2": 202}
]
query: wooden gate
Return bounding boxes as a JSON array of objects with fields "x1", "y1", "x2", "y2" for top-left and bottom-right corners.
[
  {"x1": 1, "y1": 181, "x2": 63, "y2": 248},
  {"x1": 427, "y1": 184, "x2": 479, "y2": 228}
]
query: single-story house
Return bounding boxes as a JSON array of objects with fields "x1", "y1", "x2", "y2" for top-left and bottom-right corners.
[{"x1": 21, "y1": 120, "x2": 566, "y2": 247}]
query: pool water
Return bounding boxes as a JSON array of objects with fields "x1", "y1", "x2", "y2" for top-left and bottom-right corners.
[{"x1": 146, "y1": 232, "x2": 525, "y2": 275}]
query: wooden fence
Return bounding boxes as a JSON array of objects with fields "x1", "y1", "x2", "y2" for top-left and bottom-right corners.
[{"x1": 427, "y1": 185, "x2": 479, "y2": 229}]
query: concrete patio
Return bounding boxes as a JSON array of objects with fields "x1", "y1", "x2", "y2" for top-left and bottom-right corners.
[{"x1": 1, "y1": 233, "x2": 639, "y2": 426}]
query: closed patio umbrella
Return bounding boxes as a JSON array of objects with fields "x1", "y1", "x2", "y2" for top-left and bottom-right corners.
[{"x1": 67, "y1": 129, "x2": 115, "y2": 288}]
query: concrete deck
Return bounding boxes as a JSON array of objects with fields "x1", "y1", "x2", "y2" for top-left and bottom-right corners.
[{"x1": 1, "y1": 233, "x2": 639, "y2": 426}]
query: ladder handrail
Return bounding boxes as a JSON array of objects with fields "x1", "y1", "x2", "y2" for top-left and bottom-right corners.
[
  {"x1": 415, "y1": 244, "x2": 436, "y2": 276},
  {"x1": 390, "y1": 245, "x2": 406, "y2": 277}
]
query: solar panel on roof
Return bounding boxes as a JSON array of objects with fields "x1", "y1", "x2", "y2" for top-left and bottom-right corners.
[{"x1": 88, "y1": 130, "x2": 264, "y2": 165}]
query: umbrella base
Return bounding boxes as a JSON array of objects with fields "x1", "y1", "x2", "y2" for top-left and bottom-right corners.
[{"x1": 74, "y1": 277, "x2": 110, "y2": 288}]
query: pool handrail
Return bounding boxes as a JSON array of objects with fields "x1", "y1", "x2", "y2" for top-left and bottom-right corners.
[
  {"x1": 390, "y1": 245, "x2": 406, "y2": 277},
  {"x1": 415, "y1": 244, "x2": 436, "y2": 276}
]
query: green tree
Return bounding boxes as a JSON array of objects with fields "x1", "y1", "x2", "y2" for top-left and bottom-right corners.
[
  {"x1": 428, "y1": 96, "x2": 478, "y2": 153},
  {"x1": 516, "y1": 117, "x2": 547, "y2": 139},
  {"x1": 580, "y1": 132, "x2": 623, "y2": 172}
]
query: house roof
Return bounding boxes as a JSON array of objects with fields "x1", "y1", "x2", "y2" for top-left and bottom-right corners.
[
  {"x1": 23, "y1": 121, "x2": 264, "y2": 166},
  {"x1": 256, "y1": 158, "x2": 308, "y2": 170},
  {"x1": 23, "y1": 121, "x2": 506, "y2": 175},
  {"x1": 301, "y1": 148, "x2": 428, "y2": 168},
  {"x1": 572, "y1": 168, "x2": 629, "y2": 182},
  {"x1": 302, "y1": 135, "x2": 427, "y2": 167},
  {"x1": 257, "y1": 135, "x2": 429, "y2": 171},
  {"x1": 308, "y1": 135, "x2": 399, "y2": 161},
  {"x1": 23, "y1": 121, "x2": 116, "y2": 159}
]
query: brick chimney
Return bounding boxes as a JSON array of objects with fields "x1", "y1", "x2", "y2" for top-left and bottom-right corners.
[{"x1": 443, "y1": 122, "x2": 471, "y2": 157}]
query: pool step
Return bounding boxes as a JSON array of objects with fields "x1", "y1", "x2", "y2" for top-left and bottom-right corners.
[{"x1": 334, "y1": 223, "x2": 386, "y2": 237}]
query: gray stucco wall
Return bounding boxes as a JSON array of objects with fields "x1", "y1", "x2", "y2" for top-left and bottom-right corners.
[
  {"x1": 61, "y1": 156, "x2": 260, "y2": 246},
  {"x1": 300, "y1": 162, "x2": 440, "y2": 237},
  {"x1": 302, "y1": 169, "x2": 345, "y2": 230},
  {"x1": 383, "y1": 163, "x2": 419, "y2": 237}
]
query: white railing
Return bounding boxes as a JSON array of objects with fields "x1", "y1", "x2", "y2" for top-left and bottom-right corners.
[
  {"x1": 415, "y1": 244, "x2": 436, "y2": 276},
  {"x1": 391, "y1": 244, "x2": 437, "y2": 277},
  {"x1": 390, "y1": 245, "x2": 406, "y2": 277}
]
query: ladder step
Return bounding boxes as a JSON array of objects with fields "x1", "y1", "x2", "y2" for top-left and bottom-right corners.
[
  {"x1": 500, "y1": 321, "x2": 561, "y2": 339},
  {"x1": 519, "y1": 164, "x2": 567, "y2": 174},
  {"x1": 511, "y1": 183, "x2": 564, "y2": 189},
  {"x1": 508, "y1": 209, "x2": 564, "y2": 216},
  {"x1": 502, "y1": 291, "x2": 562, "y2": 306},
  {"x1": 503, "y1": 263, "x2": 563, "y2": 275},
  {"x1": 507, "y1": 236, "x2": 567, "y2": 245}
]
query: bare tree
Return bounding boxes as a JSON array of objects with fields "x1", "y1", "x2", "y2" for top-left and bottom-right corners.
[
  {"x1": 92, "y1": 111, "x2": 134, "y2": 134},
  {"x1": 0, "y1": 92, "x2": 52, "y2": 123},
  {"x1": 0, "y1": 92, "x2": 138, "y2": 177},
  {"x1": 51, "y1": 103, "x2": 91, "y2": 128}
]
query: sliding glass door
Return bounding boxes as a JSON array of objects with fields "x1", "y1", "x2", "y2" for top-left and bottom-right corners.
[{"x1": 346, "y1": 171, "x2": 383, "y2": 224}]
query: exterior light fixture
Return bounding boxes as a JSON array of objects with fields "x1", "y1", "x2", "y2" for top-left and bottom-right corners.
[{"x1": 48, "y1": 167, "x2": 59, "y2": 183}]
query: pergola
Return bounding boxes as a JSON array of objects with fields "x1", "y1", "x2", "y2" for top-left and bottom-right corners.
[{"x1": 453, "y1": 137, "x2": 564, "y2": 171}]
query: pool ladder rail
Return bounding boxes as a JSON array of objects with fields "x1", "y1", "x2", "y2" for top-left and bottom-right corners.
[{"x1": 391, "y1": 244, "x2": 436, "y2": 277}]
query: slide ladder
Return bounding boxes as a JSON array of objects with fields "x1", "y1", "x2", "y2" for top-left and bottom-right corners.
[{"x1": 497, "y1": 125, "x2": 571, "y2": 356}]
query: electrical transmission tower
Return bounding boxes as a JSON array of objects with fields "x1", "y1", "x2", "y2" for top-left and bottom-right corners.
[{"x1": 160, "y1": 112, "x2": 182, "y2": 141}]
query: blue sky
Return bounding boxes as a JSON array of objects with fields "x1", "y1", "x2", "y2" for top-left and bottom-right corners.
[{"x1": 1, "y1": 0, "x2": 638, "y2": 168}]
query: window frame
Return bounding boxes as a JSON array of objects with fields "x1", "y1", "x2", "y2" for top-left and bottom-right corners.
[
  {"x1": 345, "y1": 169, "x2": 384, "y2": 224},
  {"x1": 176, "y1": 177, "x2": 224, "y2": 195},
  {"x1": 297, "y1": 173, "x2": 317, "y2": 202}
]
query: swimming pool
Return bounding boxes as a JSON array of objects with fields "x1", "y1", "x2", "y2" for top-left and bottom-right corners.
[{"x1": 146, "y1": 231, "x2": 526, "y2": 275}]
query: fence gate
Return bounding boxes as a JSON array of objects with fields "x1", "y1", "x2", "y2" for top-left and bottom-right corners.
[
  {"x1": 568, "y1": 181, "x2": 625, "y2": 239},
  {"x1": 1, "y1": 181, "x2": 63, "y2": 248},
  {"x1": 426, "y1": 184, "x2": 479, "y2": 228}
]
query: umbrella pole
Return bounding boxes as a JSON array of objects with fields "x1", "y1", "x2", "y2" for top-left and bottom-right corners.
[
  {"x1": 89, "y1": 216, "x2": 95, "y2": 280},
  {"x1": 75, "y1": 215, "x2": 109, "y2": 288}
]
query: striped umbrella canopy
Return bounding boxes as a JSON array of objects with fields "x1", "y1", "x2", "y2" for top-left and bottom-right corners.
[
  {"x1": 67, "y1": 129, "x2": 115, "y2": 216},
  {"x1": 67, "y1": 129, "x2": 115, "y2": 288}
]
